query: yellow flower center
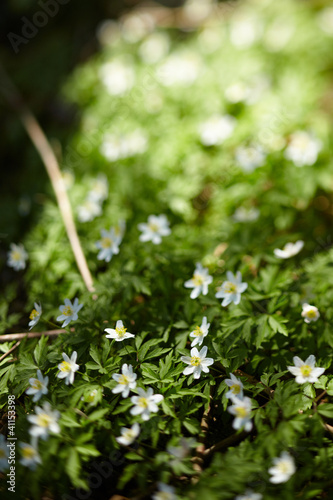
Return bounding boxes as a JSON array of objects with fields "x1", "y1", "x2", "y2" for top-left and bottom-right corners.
[
  {"x1": 119, "y1": 375, "x2": 130, "y2": 385},
  {"x1": 193, "y1": 274, "x2": 204, "y2": 287},
  {"x1": 138, "y1": 397, "x2": 149, "y2": 408},
  {"x1": 224, "y1": 282, "x2": 237, "y2": 294},
  {"x1": 59, "y1": 361, "x2": 71, "y2": 373},
  {"x1": 115, "y1": 326, "x2": 127, "y2": 338},
  {"x1": 22, "y1": 446, "x2": 36, "y2": 459},
  {"x1": 63, "y1": 306, "x2": 73, "y2": 316},
  {"x1": 231, "y1": 384, "x2": 241, "y2": 395},
  {"x1": 300, "y1": 365, "x2": 312, "y2": 377},
  {"x1": 235, "y1": 406, "x2": 248, "y2": 418},
  {"x1": 148, "y1": 222, "x2": 159, "y2": 232},
  {"x1": 124, "y1": 430, "x2": 135, "y2": 440},
  {"x1": 193, "y1": 326, "x2": 203, "y2": 337},
  {"x1": 29, "y1": 309, "x2": 39, "y2": 320},
  {"x1": 36, "y1": 413, "x2": 52, "y2": 428},
  {"x1": 32, "y1": 379, "x2": 43, "y2": 391},
  {"x1": 101, "y1": 237, "x2": 112, "y2": 249},
  {"x1": 277, "y1": 461, "x2": 291, "y2": 474},
  {"x1": 306, "y1": 310, "x2": 317, "y2": 318},
  {"x1": 190, "y1": 356, "x2": 201, "y2": 367},
  {"x1": 12, "y1": 250, "x2": 22, "y2": 261}
]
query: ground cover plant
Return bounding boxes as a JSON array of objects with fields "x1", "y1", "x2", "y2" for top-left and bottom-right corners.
[{"x1": 1, "y1": 0, "x2": 333, "y2": 498}]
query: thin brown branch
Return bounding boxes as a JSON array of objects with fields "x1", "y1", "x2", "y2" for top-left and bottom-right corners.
[
  {"x1": 192, "y1": 393, "x2": 213, "y2": 475},
  {"x1": 203, "y1": 431, "x2": 248, "y2": 458},
  {"x1": 0, "y1": 64, "x2": 95, "y2": 293},
  {"x1": 0, "y1": 329, "x2": 72, "y2": 343},
  {"x1": 0, "y1": 341, "x2": 21, "y2": 362}
]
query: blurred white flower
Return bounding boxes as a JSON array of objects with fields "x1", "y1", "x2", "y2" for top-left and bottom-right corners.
[
  {"x1": 26, "y1": 370, "x2": 49, "y2": 402},
  {"x1": 105, "y1": 319, "x2": 135, "y2": 342},
  {"x1": 181, "y1": 346, "x2": 214, "y2": 379},
  {"x1": 235, "y1": 144, "x2": 266, "y2": 173},
  {"x1": 57, "y1": 351, "x2": 79, "y2": 385},
  {"x1": 233, "y1": 207, "x2": 260, "y2": 223},
  {"x1": 100, "y1": 130, "x2": 148, "y2": 161},
  {"x1": 225, "y1": 82, "x2": 251, "y2": 104},
  {"x1": 116, "y1": 423, "x2": 140, "y2": 446},
  {"x1": 318, "y1": 7, "x2": 333, "y2": 36},
  {"x1": 274, "y1": 240, "x2": 304, "y2": 259},
  {"x1": 184, "y1": 263, "x2": 213, "y2": 299},
  {"x1": 77, "y1": 198, "x2": 102, "y2": 223},
  {"x1": 215, "y1": 271, "x2": 248, "y2": 307},
  {"x1": 99, "y1": 58, "x2": 135, "y2": 96},
  {"x1": 138, "y1": 214, "x2": 171, "y2": 245},
  {"x1": 130, "y1": 387, "x2": 163, "y2": 421},
  {"x1": 57, "y1": 298, "x2": 83, "y2": 327},
  {"x1": 228, "y1": 395, "x2": 252, "y2": 431},
  {"x1": 268, "y1": 452, "x2": 296, "y2": 484},
  {"x1": 230, "y1": 13, "x2": 263, "y2": 49},
  {"x1": 190, "y1": 316, "x2": 210, "y2": 347},
  {"x1": 301, "y1": 303, "x2": 320, "y2": 324},
  {"x1": 96, "y1": 227, "x2": 120, "y2": 262},
  {"x1": 199, "y1": 115, "x2": 236, "y2": 146},
  {"x1": 88, "y1": 174, "x2": 109, "y2": 203},
  {"x1": 7, "y1": 243, "x2": 28, "y2": 271},
  {"x1": 152, "y1": 483, "x2": 176, "y2": 500},
  {"x1": 28, "y1": 402, "x2": 60, "y2": 440},
  {"x1": 112, "y1": 363, "x2": 137, "y2": 398},
  {"x1": 284, "y1": 131, "x2": 322, "y2": 167},
  {"x1": 28, "y1": 302, "x2": 42, "y2": 330},
  {"x1": 121, "y1": 12, "x2": 155, "y2": 43},
  {"x1": 264, "y1": 18, "x2": 294, "y2": 52},
  {"x1": 225, "y1": 373, "x2": 243, "y2": 399},
  {"x1": 287, "y1": 355, "x2": 325, "y2": 384},
  {"x1": 235, "y1": 490, "x2": 263, "y2": 500},
  {"x1": 19, "y1": 442, "x2": 41, "y2": 470},
  {"x1": 139, "y1": 32, "x2": 170, "y2": 64},
  {"x1": 157, "y1": 52, "x2": 200, "y2": 87}
]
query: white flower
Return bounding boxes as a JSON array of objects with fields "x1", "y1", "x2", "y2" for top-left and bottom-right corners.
[
  {"x1": 7, "y1": 243, "x2": 28, "y2": 271},
  {"x1": 105, "y1": 319, "x2": 135, "y2": 342},
  {"x1": 57, "y1": 351, "x2": 79, "y2": 385},
  {"x1": 167, "y1": 437, "x2": 196, "y2": 461},
  {"x1": 199, "y1": 114, "x2": 236, "y2": 146},
  {"x1": 184, "y1": 263, "x2": 213, "y2": 299},
  {"x1": 273, "y1": 240, "x2": 304, "y2": 259},
  {"x1": 138, "y1": 214, "x2": 171, "y2": 245},
  {"x1": 268, "y1": 451, "x2": 296, "y2": 484},
  {"x1": 157, "y1": 52, "x2": 200, "y2": 87},
  {"x1": 301, "y1": 304, "x2": 320, "y2": 324},
  {"x1": 225, "y1": 373, "x2": 244, "y2": 399},
  {"x1": 284, "y1": 131, "x2": 322, "y2": 167},
  {"x1": 287, "y1": 355, "x2": 325, "y2": 384},
  {"x1": 318, "y1": 7, "x2": 333, "y2": 36},
  {"x1": 81, "y1": 388, "x2": 100, "y2": 405},
  {"x1": 139, "y1": 32, "x2": 170, "y2": 64},
  {"x1": 235, "y1": 490, "x2": 263, "y2": 500},
  {"x1": 225, "y1": 82, "x2": 251, "y2": 104},
  {"x1": 190, "y1": 316, "x2": 210, "y2": 347},
  {"x1": 228, "y1": 396, "x2": 253, "y2": 431},
  {"x1": 215, "y1": 271, "x2": 248, "y2": 307},
  {"x1": 77, "y1": 198, "x2": 102, "y2": 223},
  {"x1": 116, "y1": 423, "x2": 140, "y2": 446},
  {"x1": 26, "y1": 370, "x2": 49, "y2": 402},
  {"x1": 27, "y1": 402, "x2": 60, "y2": 440},
  {"x1": 235, "y1": 144, "x2": 266, "y2": 173},
  {"x1": 19, "y1": 442, "x2": 41, "y2": 469},
  {"x1": 181, "y1": 346, "x2": 214, "y2": 380},
  {"x1": 56, "y1": 298, "x2": 83, "y2": 327},
  {"x1": 152, "y1": 482, "x2": 176, "y2": 500},
  {"x1": 28, "y1": 302, "x2": 42, "y2": 330},
  {"x1": 88, "y1": 174, "x2": 109, "y2": 203},
  {"x1": 130, "y1": 387, "x2": 164, "y2": 421},
  {"x1": 233, "y1": 207, "x2": 260, "y2": 223},
  {"x1": 0, "y1": 434, "x2": 9, "y2": 471},
  {"x1": 230, "y1": 13, "x2": 263, "y2": 49},
  {"x1": 100, "y1": 130, "x2": 148, "y2": 161},
  {"x1": 112, "y1": 363, "x2": 137, "y2": 398},
  {"x1": 99, "y1": 58, "x2": 135, "y2": 96},
  {"x1": 96, "y1": 227, "x2": 120, "y2": 262}
]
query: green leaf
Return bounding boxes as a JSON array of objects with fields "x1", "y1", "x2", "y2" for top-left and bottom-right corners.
[
  {"x1": 317, "y1": 403, "x2": 333, "y2": 419},
  {"x1": 33, "y1": 335, "x2": 48, "y2": 366}
]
